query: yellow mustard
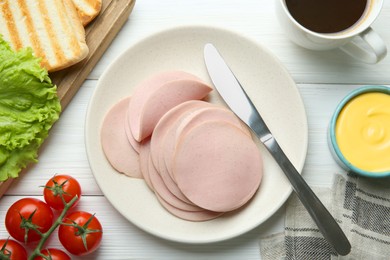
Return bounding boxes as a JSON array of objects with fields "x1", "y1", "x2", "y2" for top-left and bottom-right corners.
[{"x1": 335, "y1": 92, "x2": 390, "y2": 172}]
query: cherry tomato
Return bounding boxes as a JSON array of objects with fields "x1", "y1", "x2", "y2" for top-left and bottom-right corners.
[
  {"x1": 35, "y1": 248, "x2": 71, "y2": 260},
  {"x1": 5, "y1": 198, "x2": 54, "y2": 243},
  {"x1": 58, "y1": 211, "x2": 103, "y2": 256},
  {"x1": 0, "y1": 239, "x2": 27, "y2": 260},
  {"x1": 43, "y1": 174, "x2": 82, "y2": 210}
]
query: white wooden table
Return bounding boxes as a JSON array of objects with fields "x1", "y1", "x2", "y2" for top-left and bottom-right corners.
[{"x1": 1, "y1": 1, "x2": 389, "y2": 259}]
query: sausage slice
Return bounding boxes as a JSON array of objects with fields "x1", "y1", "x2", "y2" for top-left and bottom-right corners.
[
  {"x1": 101, "y1": 97, "x2": 142, "y2": 178},
  {"x1": 173, "y1": 121, "x2": 263, "y2": 212}
]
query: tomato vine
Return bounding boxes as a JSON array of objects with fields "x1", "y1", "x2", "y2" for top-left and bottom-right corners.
[
  {"x1": 28, "y1": 195, "x2": 79, "y2": 260},
  {"x1": 2, "y1": 175, "x2": 103, "y2": 259}
]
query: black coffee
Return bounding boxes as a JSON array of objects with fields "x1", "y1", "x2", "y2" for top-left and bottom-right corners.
[{"x1": 285, "y1": 0, "x2": 368, "y2": 33}]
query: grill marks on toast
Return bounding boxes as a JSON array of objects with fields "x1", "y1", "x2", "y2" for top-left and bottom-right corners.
[
  {"x1": 37, "y1": 0, "x2": 66, "y2": 68},
  {"x1": 1, "y1": 1, "x2": 23, "y2": 50},
  {"x1": 62, "y1": 0, "x2": 85, "y2": 59},
  {"x1": 0, "y1": 0, "x2": 89, "y2": 72},
  {"x1": 18, "y1": 0, "x2": 51, "y2": 69}
]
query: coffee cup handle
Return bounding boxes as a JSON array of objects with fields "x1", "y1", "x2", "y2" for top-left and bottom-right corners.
[{"x1": 340, "y1": 27, "x2": 387, "y2": 64}]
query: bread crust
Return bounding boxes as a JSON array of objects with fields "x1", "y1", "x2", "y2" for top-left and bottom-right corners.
[{"x1": 72, "y1": 0, "x2": 102, "y2": 26}]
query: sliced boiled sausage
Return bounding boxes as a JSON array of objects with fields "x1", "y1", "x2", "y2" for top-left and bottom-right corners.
[
  {"x1": 101, "y1": 97, "x2": 142, "y2": 178},
  {"x1": 147, "y1": 156, "x2": 204, "y2": 212},
  {"x1": 163, "y1": 106, "x2": 252, "y2": 180},
  {"x1": 125, "y1": 109, "x2": 141, "y2": 153},
  {"x1": 128, "y1": 73, "x2": 212, "y2": 141},
  {"x1": 173, "y1": 121, "x2": 263, "y2": 212},
  {"x1": 150, "y1": 101, "x2": 214, "y2": 204},
  {"x1": 150, "y1": 100, "x2": 213, "y2": 170},
  {"x1": 139, "y1": 138, "x2": 153, "y2": 190},
  {"x1": 128, "y1": 71, "x2": 201, "y2": 142},
  {"x1": 101, "y1": 71, "x2": 264, "y2": 222},
  {"x1": 155, "y1": 194, "x2": 223, "y2": 222}
]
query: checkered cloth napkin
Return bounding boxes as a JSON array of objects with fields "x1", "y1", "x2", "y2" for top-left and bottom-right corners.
[{"x1": 259, "y1": 173, "x2": 390, "y2": 259}]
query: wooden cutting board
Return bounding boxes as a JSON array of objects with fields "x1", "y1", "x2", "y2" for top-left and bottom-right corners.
[{"x1": 0, "y1": 0, "x2": 136, "y2": 198}]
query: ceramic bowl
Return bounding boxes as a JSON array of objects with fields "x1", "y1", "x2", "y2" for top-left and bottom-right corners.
[{"x1": 329, "y1": 85, "x2": 390, "y2": 178}]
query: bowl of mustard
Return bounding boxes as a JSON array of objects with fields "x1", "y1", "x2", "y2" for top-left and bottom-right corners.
[{"x1": 329, "y1": 85, "x2": 390, "y2": 178}]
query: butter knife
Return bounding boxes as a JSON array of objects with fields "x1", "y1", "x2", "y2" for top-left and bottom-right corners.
[{"x1": 204, "y1": 43, "x2": 351, "y2": 256}]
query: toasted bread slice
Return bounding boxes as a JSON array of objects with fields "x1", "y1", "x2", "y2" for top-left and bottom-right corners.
[
  {"x1": 72, "y1": 0, "x2": 102, "y2": 26},
  {"x1": 0, "y1": 0, "x2": 89, "y2": 72}
]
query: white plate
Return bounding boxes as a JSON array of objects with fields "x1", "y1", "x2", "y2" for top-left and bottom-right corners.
[{"x1": 85, "y1": 25, "x2": 308, "y2": 244}]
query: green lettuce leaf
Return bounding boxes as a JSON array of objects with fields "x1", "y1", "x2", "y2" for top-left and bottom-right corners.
[{"x1": 0, "y1": 35, "x2": 61, "y2": 181}]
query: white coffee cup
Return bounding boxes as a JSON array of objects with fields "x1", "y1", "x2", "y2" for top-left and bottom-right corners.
[{"x1": 276, "y1": 0, "x2": 387, "y2": 63}]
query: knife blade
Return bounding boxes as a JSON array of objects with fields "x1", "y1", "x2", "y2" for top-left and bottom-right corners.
[{"x1": 204, "y1": 43, "x2": 351, "y2": 256}]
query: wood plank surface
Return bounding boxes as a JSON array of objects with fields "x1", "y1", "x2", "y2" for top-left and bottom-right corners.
[
  {"x1": 1, "y1": 1, "x2": 389, "y2": 258},
  {"x1": 0, "y1": 0, "x2": 136, "y2": 198}
]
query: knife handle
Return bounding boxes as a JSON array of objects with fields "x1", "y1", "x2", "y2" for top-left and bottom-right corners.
[{"x1": 264, "y1": 137, "x2": 351, "y2": 256}]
